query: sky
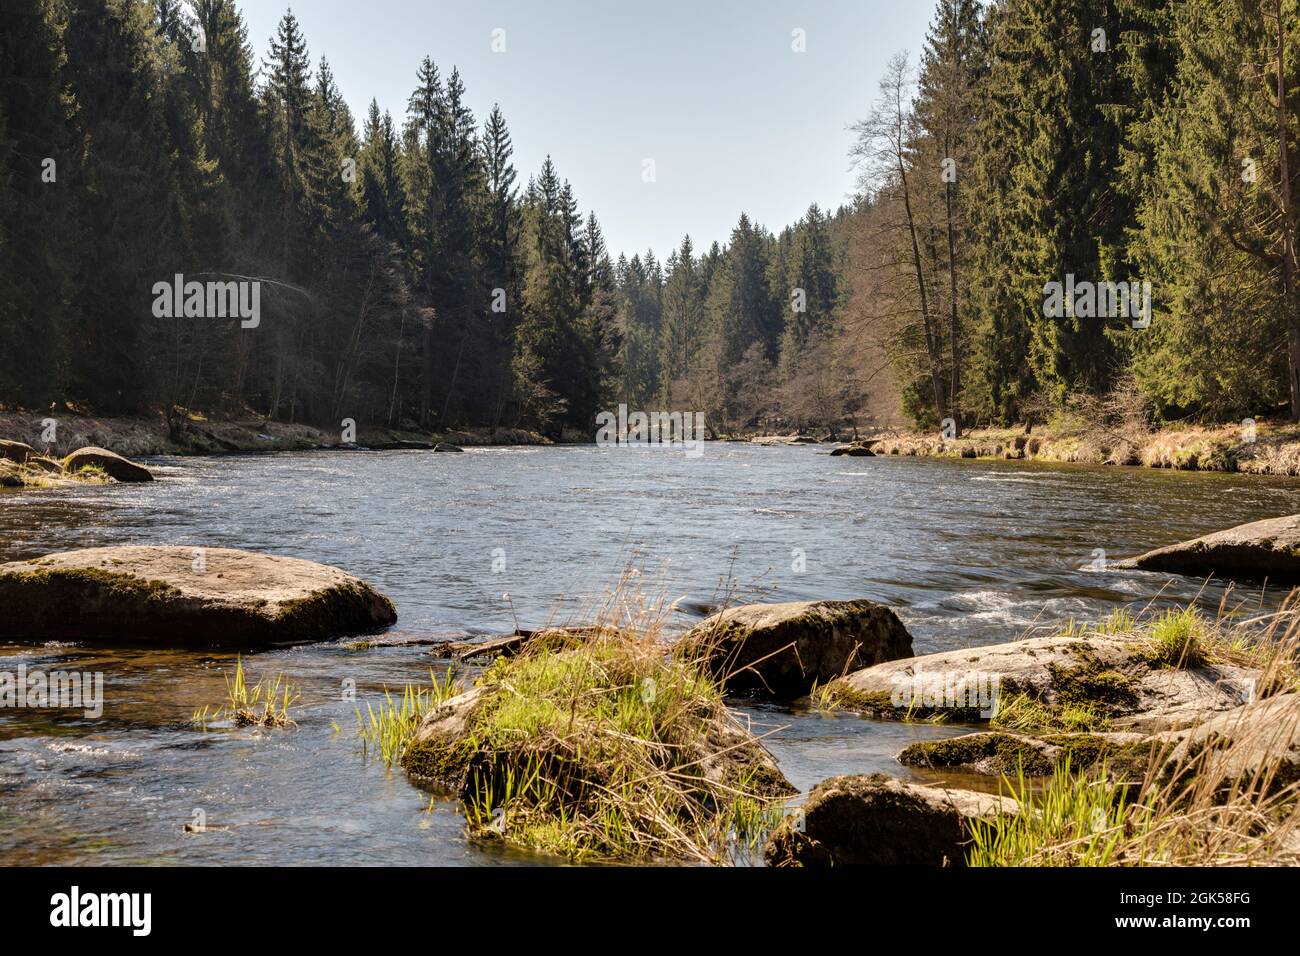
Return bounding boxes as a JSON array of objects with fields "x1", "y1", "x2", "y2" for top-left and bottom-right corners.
[{"x1": 239, "y1": 0, "x2": 937, "y2": 260}]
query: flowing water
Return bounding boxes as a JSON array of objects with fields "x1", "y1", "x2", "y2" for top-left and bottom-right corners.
[{"x1": 2, "y1": 444, "x2": 1299, "y2": 865}]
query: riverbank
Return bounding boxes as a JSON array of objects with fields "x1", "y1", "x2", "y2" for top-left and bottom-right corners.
[
  {"x1": 8, "y1": 409, "x2": 1300, "y2": 479},
  {"x1": 0, "y1": 409, "x2": 557, "y2": 460},
  {"x1": 831, "y1": 421, "x2": 1300, "y2": 477}
]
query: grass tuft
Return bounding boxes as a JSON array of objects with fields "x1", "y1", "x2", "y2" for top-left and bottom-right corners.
[
  {"x1": 1140, "y1": 607, "x2": 1207, "y2": 668},
  {"x1": 355, "y1": 668, "x2": 462, "y2": 767},
  {"x1": 400, "y1": 568, "x2": 793, "y2": 863},
  {"x1": 192, "y1": 657, "x2": 299, "y2": 728},
  {"x1": 991, "y1": 692, "x2": 1111, "y2": 734}
]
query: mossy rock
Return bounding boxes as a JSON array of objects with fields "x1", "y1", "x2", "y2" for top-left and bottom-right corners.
[
  {"x1": 1114, "y1": 513, "x2": 1300, "y2": 583},
  {"x1": 899, "y1": 730, "x2": 1157, "y2": 780},
  {"x1": 0, "y1": 546, "x2": 396, "y2": 646},
  {"x1": 678, "y1": 598, "x2": 913, "y2": 699},
  {"x1": 400, "y1": 640, "x2": 794, "y2": 862},
  {"x1": 764, "y1": 773, "x2": 1019, "y2": 867},
  {"x1": 0, "y1": 439, "x2": 36, "y2": 463},
  {"x1": 61, "y1": 446, "x2": 153, "y2": 482},
  {"x1": 821, "y1": 633, "x2": 1255, "y2": 732}
]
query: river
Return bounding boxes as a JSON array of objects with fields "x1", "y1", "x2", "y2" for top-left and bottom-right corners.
[{"x1": 2, "y1": 444, "x2": 1297, "y2": 864}]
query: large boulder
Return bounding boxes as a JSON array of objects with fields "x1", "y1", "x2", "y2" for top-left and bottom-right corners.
[
  {"x1": 824, "y1": 633, "x2": 1256, "y2": 732},
  {"x1": 678, "y1": 599, "x2": 913, "y2": 698},
  {"x1": 0, "y1": 546, "x2": 396, "y2": 646},
  {"x1": 1114, "y1": 513, "x2": 1300, "y2": 583},
  {"x1": 764, "y1": 774, "x2": 1018, "y2": 867},
  {"x1": 61, "y1": 446, "x2": 153, "y2": 482},
  {"x1": 0, "y1": 439, "x2": 36, "y2": 463}
]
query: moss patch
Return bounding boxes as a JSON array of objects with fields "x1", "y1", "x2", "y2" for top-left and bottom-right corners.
[
  {"x1": 901, "y1": 731, "x2": 1157, "y2": 781},
  {"x1": 401, "y1": 629, "x2": 793, "y2": 863},
  {"x1": 899, "y1": 732, "x2": 1057, "y2": 776}
]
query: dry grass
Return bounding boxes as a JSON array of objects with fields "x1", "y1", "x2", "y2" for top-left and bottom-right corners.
[
  {"x1": 397, "y1": 567, "x2": 792, "y2": 864},
  {"x1": 970, "y1": 604, "x2": 1300, "y2": 866},
  {"x1": 0, "y1": 457, "x2": 104, "y2": 488}
]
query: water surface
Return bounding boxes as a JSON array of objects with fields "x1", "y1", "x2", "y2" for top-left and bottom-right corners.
[{"x1": 2, "y1": 444, "x2": 1297, "y2": 864}]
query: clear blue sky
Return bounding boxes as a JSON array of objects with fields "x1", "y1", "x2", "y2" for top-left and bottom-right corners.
[{"x1": 239, "y1": 1, "x2": 937, "y2": 260}]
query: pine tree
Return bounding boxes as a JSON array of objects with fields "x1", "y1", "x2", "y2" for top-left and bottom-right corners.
[
  {"x1": 912, "y1": 0, "x2": 986, "y2": 429},
  {"x1": 661, "y1": 235, "x2": 703, "y2": 390},
  {"x1": 0, "y1": 0, "x2": 79, "y2": 407},
  {"x1": 1127, "y1": 0, "x2": 1299, "y2": 419}
]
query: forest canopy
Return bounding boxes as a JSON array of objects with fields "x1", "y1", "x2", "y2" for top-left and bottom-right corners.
[{"x1": 1, "y1": 0, "x2": 1298, "y2": 438}]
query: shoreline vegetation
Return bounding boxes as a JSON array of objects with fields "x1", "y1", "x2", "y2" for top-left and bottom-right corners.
[
  {"x1": 8, "y1": 408, "x2": 1300, "y2": 490},
  {"x1": 8, "y1": 2, "x2": 1300, "y2": 466},
  {"x1": 844, "y1": 421, "x2": 1300, "y2": 476},
  {"x1": 360, "y1": 580, "x2": 1300, "y2": 866}
]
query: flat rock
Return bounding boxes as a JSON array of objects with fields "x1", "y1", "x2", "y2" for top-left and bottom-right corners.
[
  {"x1": 0, "y1": 439, "x2": 36, "y2": 463},
  {"x1": 764, "y1": 773, "x2": 1018, "y2": 867},
  {"x1": 679, "y1": 599, "x2": 913, "y2": 698},
  {"x1": 829, "y1": 444, "x2": 875, "y2": 457},
  {"x1": 1114, "y1": 513, "x2": 1300, "y2": 583},
  {"x1": 749, "y1": 435, "x2": 812, "y2": 446},
  {"x1": 826, "y1": 633, "x2": 1256, "y2": 731},
  {"x1": 433, "y1": 442, "x2": 464, "y2": 453},
  {"x1": 28, "y1": 456, "x2": 65, "y2": 473},
  {"x1": 898, "y1": 730, "x2": 1155, "y2": 779},
  {"x1": 0, "y1": 546, "x2": 396, "y2": 645},
  {"x1": 61, "y1": 446, "x2": 153, "y2": 482},
  {"x1": 1158, "y1": 692, "x2": 1300, "y2": 793}
]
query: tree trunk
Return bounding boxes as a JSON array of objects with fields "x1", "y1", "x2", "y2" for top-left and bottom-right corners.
[
  {"x1": 898, "y1": 158, "x2": 945, "y2": 424},
  {"x1": 421, "y1": 321, "x2": 433, "y2": 429},
  {"x1": 945, "y1": 172, "x2": 961, "y2": 434},
  {"x1": 1278, "y1": 0, "x2": 1300, "y2": 419}
]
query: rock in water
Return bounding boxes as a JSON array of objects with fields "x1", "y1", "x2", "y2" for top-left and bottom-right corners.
[
  {"x1": 433, "y1": 442, "x2": 464, "y2": 453},
  {"x1": 0, "y1": 546, "x2": 397, "y2": 645},
  {"x1": 0, "y1": 439, "x2": 36, "y2": 463},
  {"x1": 28, "y1": 456, "x2": 65, "y2": 473},
  {"x1": 678, "y1": 599, "x2": 913, "y2": 698},
  {"x1": 1114, "y1": 513, "x2": 1300, "y2": 583},
  {"x1": 764, "y1": 774, "x2": 1018, "y2": 867},
  {"x1": 61, "y1": 446, "x2": 154, "y2": 482},
  {"x1": 825, "y1": 633, "x2": 1256, "y2": 732},
  {"x1": 829, "y1": 444, "x2": 875, "y2": 457}
]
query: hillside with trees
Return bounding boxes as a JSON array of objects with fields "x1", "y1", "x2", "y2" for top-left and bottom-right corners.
[{"x1": 2, "y1": 0, "x2": 1297, "y2": 439}]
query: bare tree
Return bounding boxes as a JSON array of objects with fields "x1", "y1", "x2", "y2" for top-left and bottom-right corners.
[{"x1": 850, "y1": 52, "x2": 947, "y2": 427}]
